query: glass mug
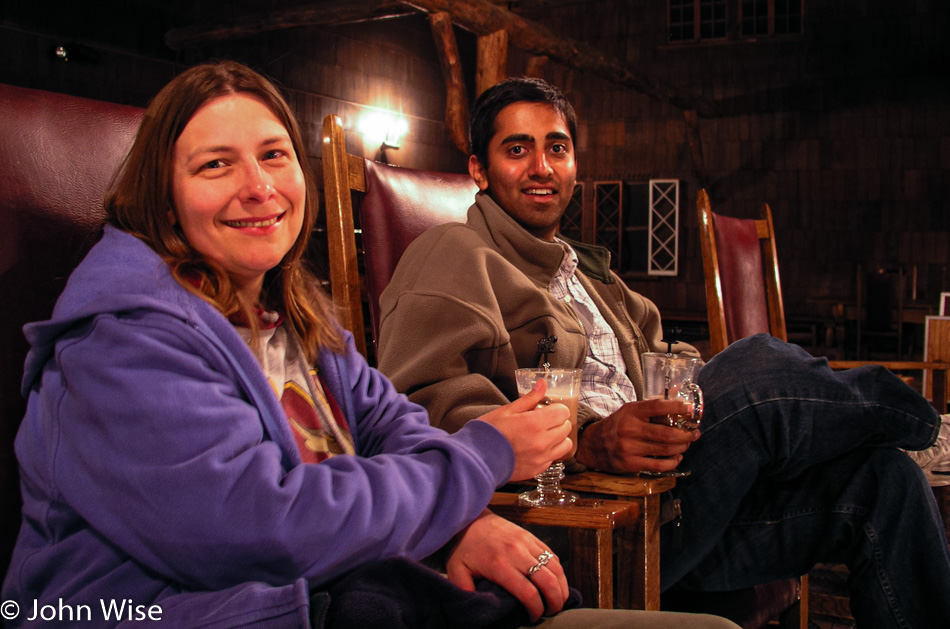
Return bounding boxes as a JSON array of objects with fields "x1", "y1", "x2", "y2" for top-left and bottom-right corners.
[
  {"x1": 514, "y1": 368, "x2": 581, "y2": 507},
  {"x1": 640, "y1": 353, "x2": 704, "y2": 431}
]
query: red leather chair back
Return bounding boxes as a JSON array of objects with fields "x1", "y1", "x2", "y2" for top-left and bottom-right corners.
[
  {"x1": 712, "y1": 212, "x2": 772, "y2": 342},
  {"x1": 0, "y1": 83, "x2": 142, "y2": 573},
  {"x1": 359, "y1": 159, "x2": 478, "y2": 342}
]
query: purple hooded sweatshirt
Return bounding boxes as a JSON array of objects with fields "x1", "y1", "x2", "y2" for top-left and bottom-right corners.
[{"x1": 2, "y1": 226, "x2": 514, "y2": 628}]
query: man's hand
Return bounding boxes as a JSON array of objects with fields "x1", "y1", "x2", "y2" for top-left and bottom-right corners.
[
  {"x1": 476, "y1": 380, "x2": 573, "y2": 481},
  {"x1": 445, "y1": 510, "x2": 569, "y2": 621},
  {"x1": 574, "y1": 399, "x2": 700, "y2": 473}
]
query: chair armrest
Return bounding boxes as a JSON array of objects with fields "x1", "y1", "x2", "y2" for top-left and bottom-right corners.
[
  {"x1": 506, "y1": 471, "x2": 675, "y2": 498},
  {"x1": 558, "y1": 471, "x2": 676, "y2": 497},
  {"x1": 488, "y1": 492, "x2": 641, "y2": 529},
  {"x1": 827, "y1": 360, "x2": 949, "y2": 371}
]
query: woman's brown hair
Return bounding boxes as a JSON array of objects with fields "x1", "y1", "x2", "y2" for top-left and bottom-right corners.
[{"x1": 105, "y1": 60, "x2": 342, "y2": 360}]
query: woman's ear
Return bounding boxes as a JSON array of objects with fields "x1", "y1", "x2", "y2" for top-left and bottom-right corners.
[{"x1": 468, "y1": 155, "x2": 489, "y2": 192}]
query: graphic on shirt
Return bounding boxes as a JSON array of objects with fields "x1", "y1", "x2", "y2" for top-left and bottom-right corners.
[{"x1": 279, "y1": 379, "x2": 353, "y2": 463}]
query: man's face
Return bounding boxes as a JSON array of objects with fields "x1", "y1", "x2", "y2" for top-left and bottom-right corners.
[{"x1": 468, "y1": 101, "x2": 576, "y2": 241}]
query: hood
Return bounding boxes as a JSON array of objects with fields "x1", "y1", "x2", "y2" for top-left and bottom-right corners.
[{"x1": 21, "y1": 226, "x2": 208, "y2": 395}]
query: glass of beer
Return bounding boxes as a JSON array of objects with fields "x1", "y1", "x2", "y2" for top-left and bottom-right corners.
[
  {"x1": 640, "y1": 353, "x2": 704, "y2": 477},
  {"x1": 514, "y1": 367, "x2": 582, "y2": 507},
  {"x1": 641, "y1": 353, "x2": 704, "y2": 429}
]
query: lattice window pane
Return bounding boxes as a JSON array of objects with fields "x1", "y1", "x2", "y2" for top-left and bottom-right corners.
[
  {"x1": 560, "y1": 183, "x2": 584, "y2": 241},
  {"x1": 669, "y1": 0, "x2": 695, "y2": 41},
  {"x1": 741, "y1": 0, "x2": 769, "y2": 36},
  {"x1": 648, "y1": 180, "x2": 680, "y2": 276},
  {"x1": 774, "y1": 0, "x2": 802, "y2": 35},
  {"x1": 699, "y1": 0, "x2": 727, "y2": 39},
  {"x1": 594, "y1": 182, "x2": 622, "y2": 269}
]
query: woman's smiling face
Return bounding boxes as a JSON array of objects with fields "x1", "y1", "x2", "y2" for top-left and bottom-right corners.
[{"x1": 170, "y1": 92, "x2": 306, "y2": 302}]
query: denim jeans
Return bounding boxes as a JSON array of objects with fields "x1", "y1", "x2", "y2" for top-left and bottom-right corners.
[{"x1": 661, "y1": 334, "x2": 950, "y2": 628}]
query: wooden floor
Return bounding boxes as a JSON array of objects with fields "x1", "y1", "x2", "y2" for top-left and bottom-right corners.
[{"x1": 807, "y1": 564, "x2": 855, "y2": 628}]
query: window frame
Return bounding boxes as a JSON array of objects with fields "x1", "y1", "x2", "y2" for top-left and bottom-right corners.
[
  {"x1": 668, "y1": 0, "x2": 728, "y2": 43},
  {"x1": 740, "y1": 0, "x2": 803, "y2": 37},
  {"x1": 668, "y1": 0, "x2": 803, "y2": 43},
  {"x1": 591, "y1": 179, "x2": 681, "y2": 277}
]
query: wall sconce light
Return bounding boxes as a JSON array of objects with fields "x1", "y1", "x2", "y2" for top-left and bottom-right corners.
[{"x1": 358, "y1": 110, "x2": 409, "y2": 163}]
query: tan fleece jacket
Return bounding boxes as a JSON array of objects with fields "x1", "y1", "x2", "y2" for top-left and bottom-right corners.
[{"x1": 377, "y1": 192, "x2": 696, "y2": 443}]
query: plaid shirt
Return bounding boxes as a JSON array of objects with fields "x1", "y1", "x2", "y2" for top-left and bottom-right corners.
[{"x1": 551, "y1": 241, "x2": 637, "y2": 417}]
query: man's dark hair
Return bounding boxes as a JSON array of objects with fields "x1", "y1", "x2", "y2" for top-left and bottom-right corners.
[{"x1": 469, "y1": 77, "x2": 577, "y2": 168}]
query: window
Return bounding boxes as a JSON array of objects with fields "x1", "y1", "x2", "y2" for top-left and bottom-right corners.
[
  {"x1": 669, "y1": 0, "x2": 726, "y2": 42},
  {"x1": 594, "y1": 179, "x2": 680, "y2": 276},
  {"x1": 647, "y1": 180, "x2": 680, "y2": 276},
  {"x1": 594, "y1": 181, "x2": 624, "y2": 267},
  {"x1": 560, "y1": 184, "x2": 584, "y2": 242},
  {"x1": 741, "y1": 0, "x2": 802, "y2": 36},
  {"x1": 669, "y1": 0, "x2": 696, "y2": 42},
  {"x1": 670, "y1": 0, "x2": 801, "y2": 42}
]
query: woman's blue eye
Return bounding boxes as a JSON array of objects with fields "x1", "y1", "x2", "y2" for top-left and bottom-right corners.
[{"x1": 203, "y1": 159, "x2": 226, "y2": 170}]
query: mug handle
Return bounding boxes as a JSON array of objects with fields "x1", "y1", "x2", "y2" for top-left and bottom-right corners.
[{"x1": 684, "y1": 382, "x2": 704, "y2": 430}]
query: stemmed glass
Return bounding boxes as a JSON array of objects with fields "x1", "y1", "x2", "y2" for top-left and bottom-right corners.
[
  {"x1": 639, "y1": 352, "x2": 704, "y2": 477},
  {"x1": 514, "y1": 367, "x2": 582, "y2": 507}
]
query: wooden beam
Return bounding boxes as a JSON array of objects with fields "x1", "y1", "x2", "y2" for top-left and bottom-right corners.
[
  {"x1": 165, "y1": 0, "x2": 714, "y2": 117},
  {"x1": 165, "y1": 0, "x2": 410, "y2": 50},
  {"x1": 405, "y1": 0, "x2": 716, "y2": 117},
  {"x1": 476, "y1": 30, "x2": 508, "y2": 97},
  {"x1": 429, "y1": 12, "x2": 471, "y2": 154}
]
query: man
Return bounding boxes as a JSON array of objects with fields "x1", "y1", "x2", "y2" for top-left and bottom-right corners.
[{"x1": 376, "y1": 77, "x2": 950, "y2": 627}]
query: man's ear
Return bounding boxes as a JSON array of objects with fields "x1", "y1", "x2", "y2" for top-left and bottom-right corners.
[{"x1": 468, "y1": 155, "x2": 489, "y2": 191}]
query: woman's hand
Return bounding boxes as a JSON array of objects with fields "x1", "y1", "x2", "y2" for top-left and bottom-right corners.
[
  {"x1": 575, "y1": 399, "x2": 700, "y2": 473},
  {"x1": 476, "y1": 380, "x2": 572, "y2": 481},
  {"x1": 445, "y1": 510, "x2": 569, "y2": 622}
]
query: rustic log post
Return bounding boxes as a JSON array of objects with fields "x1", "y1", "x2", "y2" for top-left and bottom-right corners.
[
  {"x1": 428, "y1": 11, "x2": 471, "y2": 154},
  {"x1": 476, "y1": 29, "x2": 508, "y2": 96}
]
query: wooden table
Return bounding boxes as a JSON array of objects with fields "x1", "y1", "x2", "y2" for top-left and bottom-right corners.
[
  {"x1": 488, "y1": 492, "x2": 641, "y2": 609},
  {"x1": 493, "y1": 473, "x2": 675, "y2": 611}
]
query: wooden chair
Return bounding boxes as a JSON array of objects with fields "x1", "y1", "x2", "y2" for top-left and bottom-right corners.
[
  {"x1": 698, "y1": 188, "x2": 948, "y2": 413},
  {"x1": 322, "y1": 113, "x2": 674, "y2": 609},
  {"x1": 697, "y1": 187, "x2": 950, "y2": 627}
]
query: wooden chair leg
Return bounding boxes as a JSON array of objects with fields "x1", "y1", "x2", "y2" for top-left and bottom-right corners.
[
  {"x1": 616, "y1": 494, "x2": 662, "y2": 610},
  {"x1": 567, "y1": 528, "x2": 614, "y2": 609},
  {"x1": 799, "y1": 574, "x2": 809, "y2": 629}
]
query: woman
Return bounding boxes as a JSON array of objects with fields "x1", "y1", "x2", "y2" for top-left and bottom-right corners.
[{"x1": 2, "y1": 61, "x2": 737, "y2": 629}]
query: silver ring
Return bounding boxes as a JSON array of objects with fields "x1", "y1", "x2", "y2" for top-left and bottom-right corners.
[{"x1": 527, "y1": 550, "x2": 554, "y2": 576}]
